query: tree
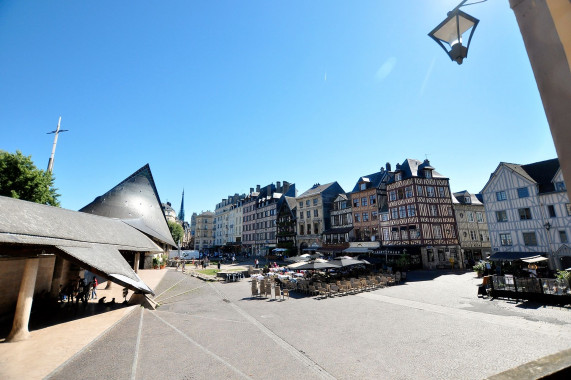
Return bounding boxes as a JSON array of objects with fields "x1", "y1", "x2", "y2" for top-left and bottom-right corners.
[
  {"x1": 0, "y1": 150, "x2": 60, "y2": 206},
  {"x1": 168, "y1": 220, "x2": 184, "y2": 246}
]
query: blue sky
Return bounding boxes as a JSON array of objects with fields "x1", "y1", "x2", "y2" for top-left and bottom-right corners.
[{"x1": 0, "y1": 1, "x2": 556, "y2": 219}]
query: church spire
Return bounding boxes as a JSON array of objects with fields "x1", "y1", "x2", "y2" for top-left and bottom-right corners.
[{"x1": 178, "y1": 189, "x2": 185, "y2": 222}]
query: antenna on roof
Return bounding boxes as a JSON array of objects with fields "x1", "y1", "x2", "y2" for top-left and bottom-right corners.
[{"x1": 424, "y1": 153, "x2": 430, "y2": 160}]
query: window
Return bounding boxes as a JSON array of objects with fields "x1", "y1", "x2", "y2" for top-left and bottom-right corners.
[
  {"x1": 523, "y1": 232, "x2": 537, "y2": 246},
  {"x1": 426, "y1": 186, "x2": 435, "y2": 197},
  {"x1": 548, "y1": 205, "x2": 556, "y2": 218},
  {"x1": 427, "y1": 248, "x2": 434, "y2": 262},
  {"x1": 518, "y1": 208, "x2": 532, "y2": 220},
  {"x1": 401, "y1": 228, "x2": 408, "y2": 240},
  {"x1": 496, "y1": 210, "x2": 508, "y2": 222},
  {"x1": 476, "y1": 212, "x2": 484, "y2": 223},
  {"x1": 568, "y1": 204, "x2": 571, "y2": 216},
  {"x1": 417, "y1": 185, "x2": 423, "y2": 197},
  {"x1": 432, "y1": 225, "x2": 442, "y2": 239},
  {"x1": 391, "y1": 208, "x2": 398, "y2": 220},
  {"x1": 405, "y1": 187, "x2": 413, "y2": 198},
  {"x1": 389, "y1": 191, "x2": 396, "y2": 201},
  {"x1": 363, "y1": 212, "x2": 369, "y2": 222},
  {"x1": 354, "y1": 213, "x2": 361, "y2": 222},
  {"x1": 369, "y1": 195, "x2": 376, "y2": 205},
  {"x1": 361, "y1": 197, "x2": 367, "y2": 207},
  {"x1": 399, "y1": 206, "x2": 406, "y2": 218},
  {"x1": 299, "y1": 224, "x2": 304, "y2": 235},
  {"x1": 395, "y1": 173, "x2": 402, "y2": 181},
  {"x1": 383, "y1": 228, "x2": 390, "y2": 241},
  {"x1": 500, "y1": 233, "x2": 513, "y2": 246},
  {"x1": 299, "y1": 211, "x2": 304, "y2": 219},
  {"x1": 381, "y1": 213, "x2": 389, "y2": 221},
  {"x1": 438, "y1": 187, "x2": 445, "y2": 198},
  {"x1": 406, "y1": 205, "x2": 416, "y2": 217},
  {"x1": 314, "y1": 209, "x2": 318, "y2": 217},
  {"x1": 360, "y1": 183, "x2": 367, "y2": 191},
  {"x1": 397, "y1": 189, "x2": 404, "y2": 200},
  {"x1": 425, "y1": 170, "x2": 432, "y2": 179},
  {"x1": 556, "y1": 181, "x2": 566, "y2": 192},
  {"x1": 429, "y1": 205, "x2": 438, "y2": 216},
  {"x1": 299, "y1": 202, "x2": 303, "y2": 208},
  {"x1": 306, "y1": 210, "x2": 311, "y2": 218},
  {"x1": 353, "y1": 198, "x2": 359, "y2": 207},
  {"x1": 496, "y1": 191, "x2": 507, "y2": 201},
  {"x1": 314, "y1": 223, "x2": 319, "y2": 234},
  {"x1": 467, "y1": 212, "x2": 474, "y2": 222},
  {"x1": 517, "y1": 187, "x2": 529, "y2": 198},
  {"x1": 313, "y1": 198, "x2": 318, "y2": 206},
  {"x1": 470, "y1": 231, "x2": 477, "y2": 240},
  {"x1": 559, "y1": 230, "x2": 568, "y2": 243},
  {"x1": 306, "y1": 200, "x2": 310, "y2": 207},
  {"x1": 410, "y1": 227, "x2": 420, "y2": 239},
  {"x1": 371, "y1": 211, "x2": 378, "y2": 220}
]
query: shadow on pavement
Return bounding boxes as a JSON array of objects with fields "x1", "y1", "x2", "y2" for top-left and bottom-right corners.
[
  {"x1": 0, "y1": 296, "x2": 129, "y2": 341},
  {"x1": 404, "y1": 269, "x2": 473, "y2": 283}
]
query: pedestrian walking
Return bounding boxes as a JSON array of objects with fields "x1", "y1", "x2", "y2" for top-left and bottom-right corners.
[
  {"x1": 255, "y1": 258, "x2": 259, "y2": 269},
  {"x1": 232, "y1": 255, "x2": 236, "y2": 264},
  {"x1": 182, "y1": 260, "x2": 186, "y2": 272},
  {"x1": 92, "y1": 277, "x2": 98, "y2": 299}
]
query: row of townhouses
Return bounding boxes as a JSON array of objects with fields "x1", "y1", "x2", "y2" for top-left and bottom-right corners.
[{"x1": 190, "y1": 157, "x2": 570, "y2": 271}]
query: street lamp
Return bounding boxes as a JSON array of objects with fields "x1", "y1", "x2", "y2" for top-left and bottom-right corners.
[{"x1": 428, "y1": 1, "x2": 480, "y2": 65}]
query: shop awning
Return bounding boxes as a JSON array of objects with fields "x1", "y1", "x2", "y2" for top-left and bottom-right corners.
[
  {"x1": 521, "y1": 256, "x2": 549, "y2": 263},
  {"x1": 488, "y1": 251, "x2": 546, "y2": 261},
  {"x1": 343, "y1": 247, "x2": 371, "y2": 254}
]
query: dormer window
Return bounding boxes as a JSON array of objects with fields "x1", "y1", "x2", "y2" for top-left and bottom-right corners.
[
  {"x1": 360, "y1": 183, "x2": 366, "y2": 191},
  {"x1": 424, "y1": 170, "x2": 432, "y2": 179},
  {"x1": 395, "y1": 173, "x2": 402, "y2": 181},
  {"x1": 556, "y1": 181, "x2": 566, "y2": 192},
  {"x1": 464, "y1": 196, "x2": 470, "y2": 203}
]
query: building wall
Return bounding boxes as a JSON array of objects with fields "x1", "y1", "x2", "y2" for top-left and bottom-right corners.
[
  {"x1": 454, "y1": 203, "x2": 491, "y2": 261},
  {"x1": 296, "y1": 195, "x2": 325, "y2": 249},
  {"x1": 351, "y1": 187, "x2": 380, "y2": 242}
]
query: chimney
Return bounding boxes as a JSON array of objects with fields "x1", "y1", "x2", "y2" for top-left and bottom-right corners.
[
  {"x1": 256, "y1": 185, "x2": 261, "y2": 192},
  {"x1": 283, "y1": 181, "x2": 290, "y2": 195},
  {"x1": 250, "y1": 188, "x2": 254, "y2": 194},
  {"x1": 386, "y1": 162, "x2": 391, "y2": 172},
  {"x1": 267, "y1": 184, "x2": 272, "y2": 196},
  {"x1": 276, "y1": 181, "x2": 281, "y2": 192}
]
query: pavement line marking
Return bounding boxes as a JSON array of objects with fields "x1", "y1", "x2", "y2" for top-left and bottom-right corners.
[
  {"x1": 44, "y1": 305, "x2": 140, "y2": 379},
  {"x1": 154, "y1": 276, "x2": 193, "y2": 300},
  {"x1": 357, "y1": 292, "x2": 571, "y2": 338},
  {"x1": 157, "y1": 309, "x2": 249, "y2": 324},
  {"x1": 208, "y1": 283, "x2": 337, "y2": 380},
  {"x1": 149, "y1": 311, "x2": 252, "y2": 380},
  {"x1": 156, "y1": 285, "x2": 207, "y2": 304},
  {"x1": 130, "y1": 307, "x2": 145, "y2": 380}
]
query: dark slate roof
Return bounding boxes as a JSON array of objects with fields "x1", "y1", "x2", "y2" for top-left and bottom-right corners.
[
  {"x1": 80, "y1": 164, "x2": 176, "y2": 247},
  {"x1": 394, "y1": 158, "x2": 445, "y2": 181},
  {"x1": 452, "y1": 191, "x2": 483, "y2": 205},
  {"x1": 351, "y1": 171, "x2": 387, "y2": 193},
  {"x1": 521, "y1": 158, "x2": 560, "y2": 194},
  {"x1": 0, "y1": 196, "x2": 158, "y2": 294},
  {"x1": 298, "y1": 182, "x2": 338, "y2": 198}
]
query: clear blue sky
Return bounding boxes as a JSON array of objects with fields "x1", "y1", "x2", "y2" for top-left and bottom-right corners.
[{"x1": 0, "y1": 0, "x2": 556, "y2": 219}]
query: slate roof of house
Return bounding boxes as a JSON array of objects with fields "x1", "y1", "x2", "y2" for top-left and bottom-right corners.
[
  {"x1": 397, "y1": 158, "x2": 445, "y2": 179},
  {"x1": 497, "y1": 158, "x2": 560, "y2": 194},
  {"x1": 452, "y1": 191, "x2": 483, "y2": 205},
  {"x1": 0, "y1": 196, "x2": 158, "y2": 294},
  {"x1": 80, "y1": 164, "x2": 176, "y2": 247},
  {"x1": 351, "y1": 171, "x2": 387, "y2": 193},
  {"x1": 285, "y1": 196, "x2": 297, "y2": 211},
  {"x1": 298, "y1": 182, "x2": 338, "y2": 198}
]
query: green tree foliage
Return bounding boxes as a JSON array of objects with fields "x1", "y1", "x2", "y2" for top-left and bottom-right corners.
[
  {"x1": 168, "y1": 220, "x2": 184, "y2": 245},
  {"x1": 0, "y1": 150, "x2": 60, "y2": 206}
]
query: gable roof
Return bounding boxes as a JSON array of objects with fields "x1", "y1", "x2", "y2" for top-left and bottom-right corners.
[
  {"x1": 483, "y1": 158, "x2": 560, "y2": 195},
  {"x1": 298, "y1": 182, "x2": 338, "y2": 198},
  {"x1": 394, "y1": 158, "x2": 445, "y2": 180},
  {"x1": 351, "y1": 171, "x2": 386, "y2": 193},
  {"x1": 80, "y1": 164, "x2": 176, "y2": 247}
]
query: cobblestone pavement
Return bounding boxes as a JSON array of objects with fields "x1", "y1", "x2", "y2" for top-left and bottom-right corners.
[{"x1": 47, "y1": 269, "x2": 571, "y2": 380}]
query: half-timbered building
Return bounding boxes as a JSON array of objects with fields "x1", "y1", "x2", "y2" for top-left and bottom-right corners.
[
  {"x1": 276, "y1": 196, "x2": 298, "y2": 255},
  {"x1": 381, "y1": 159, "x2": 461, "y2": 269},
  {"x1": 481, "y1": 158, "x2": 571, "y2": 269},
  {"x1": 322, "y1": 194, "x2": 354, "y2": 256}
]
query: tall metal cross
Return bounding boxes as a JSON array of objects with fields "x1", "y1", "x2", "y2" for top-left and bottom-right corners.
[{"x1": 46, "y1": 116, "x2": 68, "y2": 173}]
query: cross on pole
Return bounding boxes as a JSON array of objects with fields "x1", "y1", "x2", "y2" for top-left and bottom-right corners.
[{"x1": 46, "y1": 116, "x2": 69, "y2": 173}]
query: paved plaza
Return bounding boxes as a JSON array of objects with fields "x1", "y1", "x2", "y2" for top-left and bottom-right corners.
[{"x1": 39, "y1": 267, "x2": 571, "y2": 380}]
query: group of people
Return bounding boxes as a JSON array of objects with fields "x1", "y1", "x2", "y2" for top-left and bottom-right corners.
[{"x1": 59, "y1": 276, "x2": 98, "y2": 303}]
